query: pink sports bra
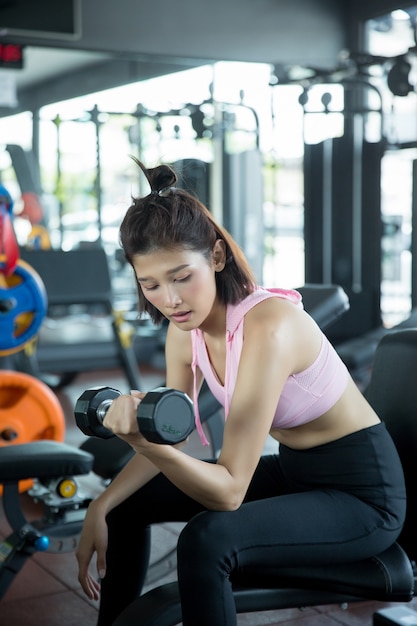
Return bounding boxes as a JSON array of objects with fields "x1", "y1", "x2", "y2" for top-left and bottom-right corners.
[{"x1": 191, "y1": 287, "x2": 349, "y2": 446}]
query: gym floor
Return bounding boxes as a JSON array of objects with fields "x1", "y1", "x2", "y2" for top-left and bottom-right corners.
[{"x1": 1, "y1": 363, "x2": 416, "y2": 626}]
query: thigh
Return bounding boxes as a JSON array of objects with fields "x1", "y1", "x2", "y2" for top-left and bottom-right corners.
[
  {"x1": 179, "y1": 486, "x2": 399, "y2": 578},
  {"x1": 236, "y1": 488, "x2": 399, "y2": 569}
]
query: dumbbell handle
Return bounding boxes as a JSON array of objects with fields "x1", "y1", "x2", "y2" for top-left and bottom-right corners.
[{"x1": 95, "y1": 398, "x2": 115, "y2": 424}]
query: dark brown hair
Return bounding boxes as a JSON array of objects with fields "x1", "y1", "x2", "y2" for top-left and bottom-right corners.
[{"x1": 119, "y1": 158, "x2": 256, "y2": 323}]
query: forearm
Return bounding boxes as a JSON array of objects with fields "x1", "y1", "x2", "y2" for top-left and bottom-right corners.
[{"x1": 141, "y1": 444, "x2": 240, "y2": 511}]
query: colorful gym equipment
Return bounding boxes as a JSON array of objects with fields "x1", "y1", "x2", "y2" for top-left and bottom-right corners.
[
  {"x1": 0, "y1": 370, "x2": 66, "y2": 493},
  {"x1": 0, "y1": 257, "x2": 48, "y2": 355},
  {"x1": 0, "y1": 440, "x2": 94, "y2": 598},
  {"x1": 26, "y1": 224, "x2": 51, "y2": 250},
  {"x1": 0, "y1": 182, "x2": 48, "y2": 355},
  {"x1": 20, "y1": 191, "x2": 44, "y2": 225},
  {"x1": 0, "y1": 184, "x2": 18, "y2": 277}
]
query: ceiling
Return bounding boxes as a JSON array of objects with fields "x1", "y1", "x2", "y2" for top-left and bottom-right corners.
[
  {"x1": 0, "y1": 0, "x2": 413, "y2": 114},
  {"x1": 0, "y1": 0, "x2": 349, "y2": 111}
]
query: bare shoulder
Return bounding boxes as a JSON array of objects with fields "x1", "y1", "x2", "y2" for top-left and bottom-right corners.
[
  {"x1": 243, "y1": 296, "x2": 322, "y2": 372},
  {"x1": 244, "y1": 296, "x2": 312, "y2": 332}
]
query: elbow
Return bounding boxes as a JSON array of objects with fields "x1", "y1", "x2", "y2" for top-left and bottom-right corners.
[
  {"x1": 208, "y1": 500, "x2": 241, "y2": 512},
  {"x1": 208, "y1": 488, "x2": 245, "y2": 512},
  {"x1": 222, "y1": 498, "x2": 243, "y2": 512},
  {"x1": 225, "y1": 490, "x2": 245, "y2": 511},
  {"x1": 206, "y1": 464, "x2": 248, "y2": 510}
]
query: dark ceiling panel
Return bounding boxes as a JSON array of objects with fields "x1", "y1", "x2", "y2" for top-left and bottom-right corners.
[
  {"x1": 349, "y1": 0, "x2": 417, "y2": 19},
  {"x1": 2, "y1": 0, "x2": 348, "y2": 67}
]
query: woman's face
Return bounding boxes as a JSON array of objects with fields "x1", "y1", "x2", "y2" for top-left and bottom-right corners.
[{"x1": 132, "y1": 244, "x2": 225, "y2": 331}]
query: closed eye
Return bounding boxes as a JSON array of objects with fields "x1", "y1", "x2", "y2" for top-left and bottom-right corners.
[
  {"x1": 138, "y1": 274, "x2": 191, "y2": 291},
  {"x1": 174, "y1": 275, "x2": 191, "y2": 283},
  {"x1": 138, "y1": 281, "x2": 158, "y2": 291}
]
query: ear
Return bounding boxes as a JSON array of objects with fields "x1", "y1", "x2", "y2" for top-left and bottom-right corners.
[{"x1": 212, "y1": 239, "x2": 226, "y2": 272}]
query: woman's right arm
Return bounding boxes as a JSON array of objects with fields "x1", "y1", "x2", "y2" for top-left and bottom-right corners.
[
  {"x1": 76, "y1": 322, "x2": 195, "y2": 599},
  {"x1": 76, "y1": 449, "x2": 160, "y2": 599}
]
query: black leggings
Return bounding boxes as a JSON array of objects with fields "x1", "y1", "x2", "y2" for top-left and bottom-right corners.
[{"x1": 98, "y1": 423, "x2": 406, "y2": 626}]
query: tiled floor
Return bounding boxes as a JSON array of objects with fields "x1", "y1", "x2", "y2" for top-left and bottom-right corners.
[{"x1": 1, "y1": 364, "x2": 416, "y2": 625}]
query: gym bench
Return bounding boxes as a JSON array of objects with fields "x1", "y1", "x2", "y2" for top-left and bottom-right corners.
[
  {"x1": 114, "y1": 549, "x2": 414, "y2": 626},
  {"x1": 0, "y1": 440, "x2": 94, "y2": 599}
]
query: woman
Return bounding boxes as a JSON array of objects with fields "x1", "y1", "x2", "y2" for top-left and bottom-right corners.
[{"x1": 76, "y1": 159, "x2": 406, "y2": 626}]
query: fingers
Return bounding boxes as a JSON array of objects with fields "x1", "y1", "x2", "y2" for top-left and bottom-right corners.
[
  {"x1": 96, "y1": 552, "x2": 107, "y2": 582},
  {"x1": 130, "y1": 390, "x2": 146, "y2": 400},
  {"x1": 78, "y1": 569, "x2": 101, "y2": 601},
  {"x1": 103, "y1": 394, "x2": 140, "y2": 435},
  {"x1": 75, "y1": 501, "x2": 109, "y2": 602},
  {"x1": 77, "y1": 551, "x2": 103, "y2": 601},
  {"x1": 77, "y1": 550, "x2": 99, "y2": 600}
]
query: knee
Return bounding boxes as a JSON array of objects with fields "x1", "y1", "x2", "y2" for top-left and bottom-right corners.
[
  {"x1": 177, "y1": 510, "x2": 232, "y2": 566},
  {"x1": 178, "y1": 511, "x2": 212, "y2": 561}
]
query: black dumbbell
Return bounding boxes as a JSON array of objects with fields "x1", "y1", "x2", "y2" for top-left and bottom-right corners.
[{"x1": 74, "y1": 386, "x2": 195, "y2": 444}]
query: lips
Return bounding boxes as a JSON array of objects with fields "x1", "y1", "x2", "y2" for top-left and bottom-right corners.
[{"x1": 170, "y1": 311, "x2": 192, "y2": 323}]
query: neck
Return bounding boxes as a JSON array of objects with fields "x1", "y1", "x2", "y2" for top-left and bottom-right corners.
[{"x1": 199, "y1": 298, "x2": 226, "y2": 339}]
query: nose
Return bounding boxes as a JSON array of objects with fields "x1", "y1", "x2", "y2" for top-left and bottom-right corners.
[{"x1": 164, "y1": 285, "x2": 182, "y2": 308}]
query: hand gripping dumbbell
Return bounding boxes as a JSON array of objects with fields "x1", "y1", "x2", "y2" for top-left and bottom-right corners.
[{"x1": 74, "y1": 386, "x2": 195, "y2": 444}]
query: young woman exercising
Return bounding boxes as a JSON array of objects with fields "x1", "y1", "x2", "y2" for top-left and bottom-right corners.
[{"x1": 76, "y1": 159, "x2": 406, "y2": 626}]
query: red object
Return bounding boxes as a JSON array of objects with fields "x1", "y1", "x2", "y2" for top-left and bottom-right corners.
[
  {"x1": 0, "y1": 43, "x2": 24, "y2": 68},
  {"x1": 0, "y1": 203, "x2": 19, "y2": 276},
  {"x1": 21, "y1": 192, "x2": 44, "y2": 224}
]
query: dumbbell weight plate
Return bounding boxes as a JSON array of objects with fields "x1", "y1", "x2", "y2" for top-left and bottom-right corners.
[
  {"x1": 138, "y1": 387, "x2": 194, "y2": 444},
  {"x1": 74, "y1": 386, "x2": 122, "y2": 439},
  {"x1": 0, "y1": 369, "x2": 66, "y2": 494},
  {"x1": 0, "y1": 257, "x2": 48, "y2": 356}
]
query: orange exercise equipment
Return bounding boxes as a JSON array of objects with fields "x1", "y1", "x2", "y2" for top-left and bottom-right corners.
[{"x1": 0, "y1": 370, "x2": 66, "y2": 493}]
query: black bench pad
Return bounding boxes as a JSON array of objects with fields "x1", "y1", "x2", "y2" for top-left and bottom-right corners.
[{"x1": 0, "y1": 440, "x2": 94, "y2": 482}]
